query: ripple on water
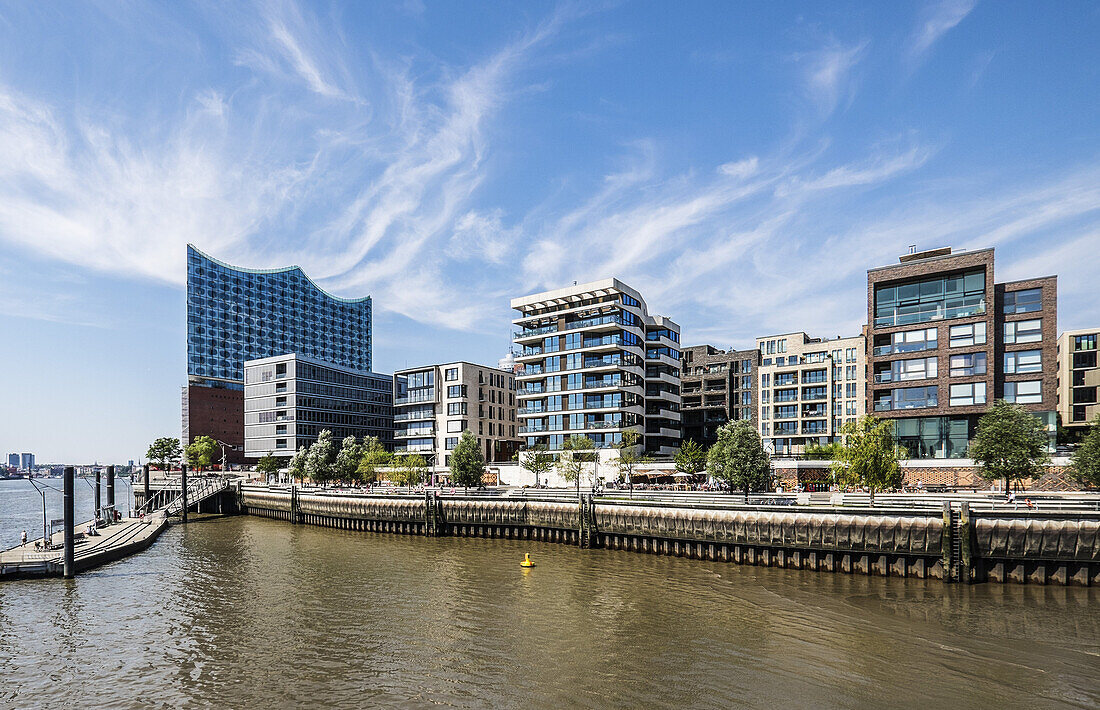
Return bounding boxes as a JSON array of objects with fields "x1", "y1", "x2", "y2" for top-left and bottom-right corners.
[{"x1": 1, "y1": 515, "x2": 1099, "y2": 709}]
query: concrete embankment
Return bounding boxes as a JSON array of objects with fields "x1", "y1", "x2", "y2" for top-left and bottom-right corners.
[{"x1": 239, "y1": 486, "x2": 1100, "y2": 586}]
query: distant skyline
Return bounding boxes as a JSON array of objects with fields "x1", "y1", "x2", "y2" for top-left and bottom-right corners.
[{"x1": 2, "y1": 1, "x2": 1099, "y2": 462}]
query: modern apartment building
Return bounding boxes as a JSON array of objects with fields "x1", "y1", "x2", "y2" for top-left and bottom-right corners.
[
  {"x1": 1057, "y1": 328, "x2": 1099, "y2": 431},
  {"x1": 866, "y1": 246, "x2": 1057, "y2": 458},
  {"x1": 511, "y1": 279, "x2": 681, "y2": 457},
  {"x1": 183, "y1": 245, "x2": 373, "y2": 462},
  {"x1": 393, "y1": 362, "x2": 520, "y2": 478},
  {"x1": 680, "y1": 345, "x2": 759, "y2": 447},
  {"x1": 20, "y1": 453, "x2": 34, "y2": 471},
  {"x1": 756, "y1": 333, "x2": 866, "y2": 456},
  {"x1": 7, "y1": 453, "x2": 18, "y2": 468},
  {"x1": 243, "y1": 353, "x2": 393, "y2": 458}
]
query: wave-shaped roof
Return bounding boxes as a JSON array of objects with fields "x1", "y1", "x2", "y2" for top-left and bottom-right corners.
[{"x1": 187, "y1": 244, "x2": 371, "y2": 304}]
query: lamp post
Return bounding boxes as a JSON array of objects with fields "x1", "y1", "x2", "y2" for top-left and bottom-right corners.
[{"x1": 27, "y1": 478, "x2": 48, "y2": 550}]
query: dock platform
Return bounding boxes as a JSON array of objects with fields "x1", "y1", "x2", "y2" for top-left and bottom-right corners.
[{"x1": 0, "y1": 513, "x2": 169, "y2": 579}]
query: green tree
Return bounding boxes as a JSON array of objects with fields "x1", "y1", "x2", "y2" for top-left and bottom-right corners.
[
  {"x1": 615, "y1": 429, "x2": 649, "y2": 495},
  {"x1": 256, "y1": 453, "x2": 280, "y2": 482},
  {"x1": 147, "y1": 437, "x2": 183, "y2": 474},
  {"x1": 450, "y1": 431, "x2": 485, "y2": 493},
  {"x1": 185, "y1": 435, "x2": 218, "y2": 472},
  {"x1": 969, "y1": 400, "x2": 1051, "y2": 496},
  {"x1": 518, "y1": 444, "x2": 555, "y2": 488},
  {"x1": 804, "y1": 441, "x2": 843, "y2": 460},
  {"x1": 288, "y1": 446, "x2": 308, "y2": 484},
  {"x1": 393, "y1": 453, "x2": 427, "y2": 488},
  {"x1": 706, "y1": 420, "x2": 771, "y2": 501},
  {"x1": 357, "y1": 437, "x2": 391, "y2": 487},
  {"x1": 305, "y1": 429, "x2": 338, "y2": 485},
  {"x1": 334, "y1": 435, "x2": 365, "y2": 485},
  {"x1": 1071, "y1": 415, "x2": 1100, "y2": 488},
  {"x1": 831, "y1": 416, "x2": 904, "y2": 506},
  {"x1": 674, "y1": 439, "x2": 706, "y2": 477},
  {"x1": 558, "y1": 435, "x2": 595, "y2": 498}
]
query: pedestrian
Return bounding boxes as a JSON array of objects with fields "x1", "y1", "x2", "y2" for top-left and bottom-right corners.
[
  {"x1": 21, "y1": 530, "x2": 28, "y2": 547},
  {"x1": 1009, "y1": 491, "x2": 1017, "y2": 510}
]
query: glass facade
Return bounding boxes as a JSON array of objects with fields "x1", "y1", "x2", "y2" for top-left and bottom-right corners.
[
  {"x1": 874, "y1": 270, "x2": 986, "y2": 327},
  {"x1": 187, "y1": 245, "x2": 371, "y2": 385}
]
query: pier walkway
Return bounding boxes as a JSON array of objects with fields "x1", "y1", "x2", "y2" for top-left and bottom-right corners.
[{"x1": 0, "y1": 513, "x2": 169, "y2": 579}]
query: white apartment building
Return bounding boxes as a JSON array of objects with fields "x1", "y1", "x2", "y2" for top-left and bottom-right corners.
[
  {"x1": 756, "y1": 332, "x2": 866, "y2": 456},
  {"x1": 393, "y1": 361, "x2": 521, "y2": 480},
  {"x1": 511, "y1": 278, "x2": 681, "y2": 457}
]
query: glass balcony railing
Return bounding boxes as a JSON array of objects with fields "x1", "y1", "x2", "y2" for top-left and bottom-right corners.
[
  {"x1": 874, "y1": 298, "x2": 985, "y2": 328},
  {"x1": 515, "y1": 325, "x2": 558, "y2": 339},
  {"x1": 873, "y1": 341, "x2": 937, "y2": 356},
  {"x1": 566, "y1": 314, "x2": 624, "y2": 331}
]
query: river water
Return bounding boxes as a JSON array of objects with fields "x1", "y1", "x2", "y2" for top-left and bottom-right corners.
[{"x1": 1, "y1": 481, "x2": 1099, "y2": 709}]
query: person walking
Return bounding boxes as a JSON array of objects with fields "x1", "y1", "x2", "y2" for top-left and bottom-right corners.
[{"x1": 20, "y1": 530, "x2": 27, "y2": 547}]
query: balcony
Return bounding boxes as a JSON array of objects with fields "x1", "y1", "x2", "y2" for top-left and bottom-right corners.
[
  {"x1": 394, "y1": 389, "x2": 435, "y2": 405},
  {"x1": 873, "y1": 372, "x2": 894, "y2": 384},
  {"x1": 566, "y1": 314, "x2": 624, "y2": 331},
  {"x1": 394, "y1": 410, "x2": 434, "y2": 422},
  {"x1": 584, "y1": 378, "x2": 622, "y2": 389},
  {"x1": 873, "y1": 341, "x2": 936, "y2": 357},
  {"x1": 395, "y1": 428, "x2": 434, "y2": 438},
  {"x1": 874, "y1": 298, "x2": 985, "y2": 328},
  {"x1": 514, "y1": 325, "x2": 558, "y2": 340}
]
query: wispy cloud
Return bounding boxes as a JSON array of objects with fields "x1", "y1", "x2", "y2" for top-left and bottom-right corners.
[
  {"x1": 799, "y1": 40, "x2": 868, "y2": 116},
  {"x1": 909, "y1": 0, "x2": 977, "y2": 61}
]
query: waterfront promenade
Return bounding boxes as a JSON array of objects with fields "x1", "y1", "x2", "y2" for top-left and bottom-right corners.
[{"x1": 0, "y1": 513, "x2": 168, "y2": 579}]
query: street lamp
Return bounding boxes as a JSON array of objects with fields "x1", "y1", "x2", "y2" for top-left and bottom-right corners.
[{"x1": 27, "y1": 478, "x2": 48, "y2": 549}]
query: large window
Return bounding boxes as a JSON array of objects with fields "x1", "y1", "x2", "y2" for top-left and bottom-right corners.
[
  {"x1": 446, "y1": 420, "x2": 467, "y2": 433},
  {"x1": 1003, "y1": 288, "x2": 1041, "y2": 314},
  {"x1": 949, "y1": 382, "x2": 986, "y2": 406},
  {"x1": 874, "y1": 270, "x2": 985, "y2": 327},
  {"x1": 876, "y1": 386, "x2": 938, "y2": 411},
  {"x1": 891, "y1": 356, "x2": 938, "y2": 382},
  {"x1": 1003, "y1": 350, "x2": 1041, "y2": 374},
  {"x1": 874, "y1": 327, "x2": 937, "y2": 356},
  {"x1": 949, "y1": 352, "x2": 986, "y2": 377},
  {"x1": 447, "y1": 384, "x2": 467, "y2": 398},
  {"x1": 774, "y1": 405, "x2": 797, "y2": 419},
  {"x1": 1003, "y1": 380, "x2": 1042, "y2": 404},
  {"x1": 1074, "y1": 352, "x2": 1097, "y2": 369},
  {"x1": 444, "y1": 367, "x2": 458, "y2": 381},
  {"x1": 1075, "y1": 334, "x2": 1097, "y2": 351},
  {"x1": 949, "y1": 322, "x2": 986, "y2": 347},
  {"x1": 1004, "y1": 319, "x2": 1042, "y2": 344},
  {"x1": 893, "y1": 416, "x2": 974, "y2": 459},
  {"x1": 447, "y1": 402, "x2": 467, "y2": 416}
]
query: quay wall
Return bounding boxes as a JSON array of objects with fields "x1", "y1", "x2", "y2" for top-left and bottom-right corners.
[{"x1": 239, "y1": 486, "x2": 1100, "y2": 587}]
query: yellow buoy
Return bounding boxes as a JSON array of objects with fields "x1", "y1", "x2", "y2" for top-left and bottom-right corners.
[{"x1": 520, "y1": 553, "x2": 535, "y2": 567}]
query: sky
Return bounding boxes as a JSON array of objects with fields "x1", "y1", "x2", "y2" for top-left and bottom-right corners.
[{"x1": 1, "y1": 1, "x2": 1098, "y2": 463}]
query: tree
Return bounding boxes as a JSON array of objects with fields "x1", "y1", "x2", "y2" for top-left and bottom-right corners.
[
  {"x1": 519, "y1": 444, "x2": 555, "y2": 488},
  {"x1": 334, "y1": 436, "x2": 364, "y2": 485},
  {"x1": 393, "y1": 453, "x2": 427, "y2": 488},
  {"x1": 1071, "y1": 415, "x2": 1100, "y2": 488},
  {"x1": 969, "y1": 400, "x2": 1051, "y2": 496},
  {"x1": 147, "y1": 437, "x2": 183, "y2": 475},
  {"x1": 558, "y1": 435, "x2": 595, "y2": 498},
  {"x1": 804, "y1": 441, "x2": 844, "y2": 460},
  {"x1": 305, "y1": 429, "x2": 338, "y2": 485},
  {"x1": 185, "y1": 435, "x2": 218, "y2": 472},
  {"x1": 256, "y1": 453, "x2": 280, "y2": 482},
  {"x1": 615, "y1": 429, "x2": 649, "y2": 496},
  {"x1": 831, "y1": 416, "x2": 904, "y2": 506},
  {"x1": 706, "y1": 421, "x2": 771, "y2": 501},
  {"x1": 288, "y1": 446, "x2": 308, "y2": 484},
  {"x1": 450, "y1": 431, "x2": 485, "y2": 493},
  {"x1": 357, "y1": 437, "x2": 391, "y2": 487},
  {"x1": 674, "y1": 439, "x2": 706, "y2": 477}
]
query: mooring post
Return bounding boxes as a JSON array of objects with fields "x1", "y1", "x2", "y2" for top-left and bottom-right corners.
[
  {"x1": 959, "y1": 502, "x2": 972, "y2": 584},
  {"x1": 95, "y1": 469, "x2": 102, "y2": 521},
  {"x1": 181, "y1": 464, "x2": 189, "y2": 523},
  {"x1": 106, "y1": 464, "x2": 115, "y2": 518},
  {"x1": 63, "y1": 466, "x2": 75, "y2": 578},
  {"x1": 143, "y1": 464, "x2": 150, "y2": 512}
]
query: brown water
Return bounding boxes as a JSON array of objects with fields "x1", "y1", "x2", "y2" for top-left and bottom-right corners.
[{"x1": 1, "y1": 495, "x2": 1099, "y2": 708}]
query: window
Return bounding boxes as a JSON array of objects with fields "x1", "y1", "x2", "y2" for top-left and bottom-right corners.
[
  {"x1": 275, "y1": 363, "x2": 287, "y2": 377},
  {"x1": 275, "y1": 438, "x2": 287, "y2": 449},
  {"x1": 846, "y1": 365, "x2": 856, "y2": 380},
  {"x1": 1003, "y1": 380, "x2": 1042, "y2": 404},
  {"x1": 446, "y1": 420, "x2": 467, "y2": 433},
  {"x1": 950, "y1": 382, "x2": 986, "y2": 406},
  {"x1": 275, "y1": 396, "x2": 287, "y2": 407},
  {"x1": 445, "y1": 367, "x2": 458, "y2": 381},
  {"x1": 949, "y1": 322, "x2": 986, "y2": 347},
  {"x1": 1075, "y1": 334, "x2": 1097, "y2": 351},
  {"x1": 447, "y1": 402, "x2": 467, "y2": 416},
  {"x1": 874, "y1": 270, "x2": 985, "y2": 327},
  {"x1": 445, "y1": 437, "x2": 458, "y2": 450},
  {"x1": 774, "y1": 405, "x2": 797, "y2": 419},
  {"x1": 1004, "y1": 319, "x2": 1041, "y2": 344},
  {"x1": 1073, "y1": 352, "x2": 1097, "y2": 369},
  {"x1": 775, "y1": 357, "x2": 785, "y2": 366},
  {"x1": 846, "y1": 383, "x2": 857, "y2": 398},
  {"x1": 447, "y1": 384, "x2": 467, "y2": 398},
  {"x1": 875, "y1": 327, "x2": 937, "y2": 356},
  {"x1": 777, "y1": 339, "x2": 787, "y2": 353},
  {"x1": 275, "y1": 424, "x2": 287, "y2": 435},
  {"x1": 846, "y1": 348, "x2": 857, "y2": 363},
  {"x1": 1003, "y1": 288, "x2": 1041, "y2": 314},
  {"x1": 950, "y1": 352, "x2": 986, "y2": 377},
  {"x1": 275, "y1": 382, "x2": 287, "y2": 393},
  {"x1": 1073, "y1": 387, "x2": 1097, "y2": 404},
  {"x1": 1003, "y1": 350, "x2": 1041, "y2": 374}
]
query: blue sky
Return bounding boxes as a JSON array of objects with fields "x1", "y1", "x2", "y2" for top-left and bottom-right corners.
[{"x1": 1, "y1": 1, "x2": 1098, "y2": 463}]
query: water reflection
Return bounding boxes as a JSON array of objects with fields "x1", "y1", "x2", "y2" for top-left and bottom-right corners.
[{"x1": 1, "y1": 514, "x2": 1098, "y2": 709}]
